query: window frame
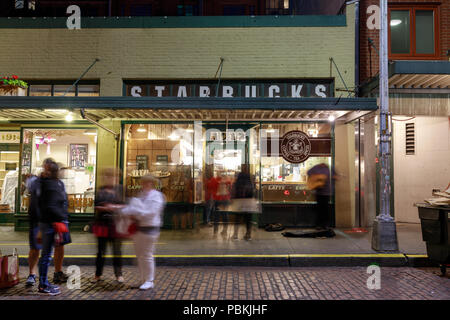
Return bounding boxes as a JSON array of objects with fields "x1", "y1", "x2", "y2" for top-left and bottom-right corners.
[
  {"x1": 388, "y1": 4, "x2": 440, "y2": 60},
  {"x1": 26, "y1": 80, "x2": 100, "y2": 97}
]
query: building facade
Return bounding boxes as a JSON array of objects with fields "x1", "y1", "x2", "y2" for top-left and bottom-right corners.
[
  {"x1": 0, "y1": 2, "x2": 378, "y2": 232},
  {"x1": 359, "y1": 0, "x2": 450, "y2": 224}
]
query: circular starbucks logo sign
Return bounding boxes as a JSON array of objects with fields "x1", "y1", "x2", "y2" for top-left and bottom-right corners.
[{"x1": 280, "y1": 130, "x2": 311, "y2": 163}]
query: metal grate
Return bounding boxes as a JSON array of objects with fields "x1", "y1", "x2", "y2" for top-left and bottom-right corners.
[{"x1": 405, "y1": 122, "x2": 415, "y2": 155}]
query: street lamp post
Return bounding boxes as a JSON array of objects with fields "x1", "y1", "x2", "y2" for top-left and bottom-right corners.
[{"x1": 371, "y1": 0, "x2": 399, "y2": 251}]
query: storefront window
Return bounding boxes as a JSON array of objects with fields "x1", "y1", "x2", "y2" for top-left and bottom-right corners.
[
  {"x1": 0, "y1": 131, "x2": 20, "y2": 214},
  {"x1": 124, "y1": 124, "x2": 194, "y2": 202},
  {"x1": 27, "y1": 82, "x2": 100, "y2": 97},
  {"x1": 20, "y1": 128, "x2": 97, "y2": 214},
  {"x1": 260, "y1": 123, "x2": 332, "y2": 203}
]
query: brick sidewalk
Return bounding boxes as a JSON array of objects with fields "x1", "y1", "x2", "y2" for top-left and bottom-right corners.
[{"x1": 0, "y1": 266, "x2": 449, "y2": 300}]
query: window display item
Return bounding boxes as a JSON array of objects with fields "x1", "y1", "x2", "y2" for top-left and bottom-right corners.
[{"x1": 0, "y1": 170, "x2": 18, "y2": 212}]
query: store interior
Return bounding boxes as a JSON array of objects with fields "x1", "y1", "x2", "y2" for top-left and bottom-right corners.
[
  {"x1": 124, "y1": 122, "x2": 333, "y2": 205},
  {"x1": 20, "y1": 128, "x2": 97, "y2": 213},
  {"x1": 0, "y1": 147, "x2": 20, "y2": 213}
]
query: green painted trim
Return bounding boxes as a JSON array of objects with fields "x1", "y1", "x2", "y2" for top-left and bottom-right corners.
[
  {"x1": 0, "y1": 15, "x2": 347, "y2": 29},
  {"x1": 389, "y1": 60, "x2": 450, "y2": 75},
  {"x1": 360, "y1": 61, "x2": 450, "y2": 96},
  {"x1": 0, "y1": 96, "x2": 378, "y2": 111}
]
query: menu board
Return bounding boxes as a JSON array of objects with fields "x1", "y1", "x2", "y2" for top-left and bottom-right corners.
[{"x1": 136, "y1": 155, "x2": 148, "y2": 170}]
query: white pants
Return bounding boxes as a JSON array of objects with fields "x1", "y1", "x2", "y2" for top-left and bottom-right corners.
[{"x1": 133, "y1": 231, "x2": 159, "y2": 283}]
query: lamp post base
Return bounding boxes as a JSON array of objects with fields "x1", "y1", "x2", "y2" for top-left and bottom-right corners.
[{"x1": 371, "y1": 218, "x2": 399, "y2": 252}]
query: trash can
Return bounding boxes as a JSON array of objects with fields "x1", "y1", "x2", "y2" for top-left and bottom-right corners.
[{"x1": 417, "y1": 204, "x2": 450, "y2": 275}]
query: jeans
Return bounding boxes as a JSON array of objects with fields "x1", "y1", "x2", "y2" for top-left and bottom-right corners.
[
  {"x1": 205, "y1": 199, "x2": 214, "y2": 224},
  {"x1": 38, "y1": 222, "x2": 55, "y2": 287},
  {"x1": 95, "y1": 237, "x2": 122, "y2": 277}
]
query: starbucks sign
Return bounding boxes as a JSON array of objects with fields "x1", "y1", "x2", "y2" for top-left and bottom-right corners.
[{"x1": 280, "y1": 130, "x2": 311, "y2": 163}]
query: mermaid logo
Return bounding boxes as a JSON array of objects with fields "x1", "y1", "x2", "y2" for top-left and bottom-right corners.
[{"x1": 280, "y1": 130, "x2": 311, "y2": 163}]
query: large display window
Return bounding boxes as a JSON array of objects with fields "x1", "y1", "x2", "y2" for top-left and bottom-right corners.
[
  {"x1": 123, "y1": 121, "x2": 332, "y2": 205},
  {"x1": 20, "y1": 128, "x2": 97, "y2": 214},
  {"x1": 0, "y1": 131, "x2": 20, "y2": 214},
  {"x1": 260, "y1": 123, "x2": 332, "y2": 203},
  {"x1": 123, "y1": 123, "x2": 194, "y2": 203}
]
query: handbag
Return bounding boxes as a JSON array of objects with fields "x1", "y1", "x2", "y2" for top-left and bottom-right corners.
[
  {"x1": 113, "y1": 214, "x2": 137, "y2": 239},
  {"x1": 307, "y1": 174, "x2": 328, "y2": 190},
  {"x1": 92, "y1": 222, "x2": 109, "y2": 238},
  {"x1": 0, "y1": 248, "x2": 20, "y2": 289},
  {"x1": 228, "y1": 198, "x2": 261, "y2": 213}
]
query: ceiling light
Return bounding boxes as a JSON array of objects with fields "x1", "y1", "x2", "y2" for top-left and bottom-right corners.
[
  {"x1": 136, "y1": 124, "x2": 147, "y2": 132},
  {"x1": 266, "y1": 124, "x2": 275, "y2": 133},
  {"x1": 44, "y1": 109, "x2": 68, "y2": 112},
  {"x1": 328, "y1": 115, "x2": 335, "y2": 122},
  {"x1": 65, "y1": 112, "x2": 73, "y2": 122},
  {"x1": 390, "y1": 19, "x2": 402, "y2": 26},
  {"x1": 83, "y1": 130, "x2": 97, "y2": 136}
]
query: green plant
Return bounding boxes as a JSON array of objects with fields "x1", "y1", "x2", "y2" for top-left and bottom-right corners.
[{"x1": 1, "y1": 75, "x2": 28, "y2": 88}]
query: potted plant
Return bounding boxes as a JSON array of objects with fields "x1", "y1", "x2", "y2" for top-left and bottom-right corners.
[{"x1": 0, "y1": 75, "x2": 28, "y2": 96}]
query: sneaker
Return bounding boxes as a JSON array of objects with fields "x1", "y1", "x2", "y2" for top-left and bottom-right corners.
[
  {"x1": 116, "y1": 276, "x2": 124, "y2": 283},
  {"x1": 244, "y1": 233, "x2": 252, "y2": 241},
  {"x1": 25, "y1": 274, "x2": 37, "y2": 287},
  {"x1": 90, "y1": 276, "x2": 102, "y2": 283},
  {"x1": 139, "y1": 281, "x2": 154, "y2": 290},
  {"x1": 53, "y1": 271, "x2": 69, "y2": 284},
  {"x1": 38, "y1": 284, "x2": 61, "y2": 296}
]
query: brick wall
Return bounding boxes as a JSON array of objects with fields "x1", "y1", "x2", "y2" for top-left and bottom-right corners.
[
  {"x1": 359, "y1": 0, "x2": 450, "y2": 85},
  {"x1": 0, "y1": 4, "x2": 356, "y2": 96}
]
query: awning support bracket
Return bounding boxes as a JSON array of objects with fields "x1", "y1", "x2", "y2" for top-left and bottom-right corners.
[{"x1": 80, "y1": 108, "x2": 120, "y2": 140}]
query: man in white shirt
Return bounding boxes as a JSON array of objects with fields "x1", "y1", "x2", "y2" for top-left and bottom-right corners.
[{"x1": 120, "y1": 174, "x2": 166, "y2": 290}]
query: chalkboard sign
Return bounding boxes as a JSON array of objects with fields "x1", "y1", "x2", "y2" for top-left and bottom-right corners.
[
  {"x1": 136, "y1": 155, "x2": 148, "y2": 170},
  {"x1": 156, "y1": 155, "x2": 168, "y2": 164}
]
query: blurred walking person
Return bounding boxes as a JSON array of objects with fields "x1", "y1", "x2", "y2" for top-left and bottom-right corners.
[
  {"x1": 37, "y1": 160, "x2": 70, "y2": 295},
  {"x1": 211, "y1": 172, "x2": 232, "y2": 237},
  {"x1": 92, "y1": 168, "x2": 124, "y2": 283},
  {"x1": 231, "y1": 172, "x2": 257, "y2": 241},
  {"x1": 120, "y1": 174, "x2": 166, "y2": 290},
  {"x1": 307, "y1": 163, "x2": 337, "y2": 230}
]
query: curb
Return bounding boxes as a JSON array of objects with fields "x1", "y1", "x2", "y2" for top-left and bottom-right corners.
[{"x1": 18, "y1": 254, "x2": 438, "y2": 267}]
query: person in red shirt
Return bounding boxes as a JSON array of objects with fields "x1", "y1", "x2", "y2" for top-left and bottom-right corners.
[{"x1": 210, "y1": 171, "x2": 231, "y2": 237}]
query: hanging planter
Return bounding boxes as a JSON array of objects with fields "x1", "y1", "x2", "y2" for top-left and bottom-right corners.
[{"x1": 0, "y1": 75, "x2": 28, "y2": 96}]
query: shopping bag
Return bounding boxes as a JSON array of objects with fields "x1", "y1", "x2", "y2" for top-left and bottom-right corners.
[
  {"x1": 228, "y1": 198, "x2": 261, "y2": 213},
  {"x1": 307, "y1": 174, "x2": 328, "y2": 190},
  {"x1": 0, "y1": 248, "x2": 20, "y2": 289},
  {"x1": 113, "y1": 214, "x2": 137, "y2": 239}
]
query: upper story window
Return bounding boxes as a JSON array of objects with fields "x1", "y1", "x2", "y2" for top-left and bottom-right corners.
[
  {"x1": 389, "y1": 5, "x2": 440, "y2": 59},
  {"x1": 26, "y1": 81, "x2": 100, "y2": 97}
]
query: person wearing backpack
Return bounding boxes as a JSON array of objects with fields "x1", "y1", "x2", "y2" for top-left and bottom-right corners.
[
  {"x1": 37, "y1": 160, "x2": 70, "y2": 295},
  {"x1": 25, "y1": 159, "x2": 70, "y2": 288}
]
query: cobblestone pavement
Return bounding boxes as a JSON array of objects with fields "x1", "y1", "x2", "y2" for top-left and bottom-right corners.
[{"x1": 0, "y1": 266, "x2": 448, "y2": 300}]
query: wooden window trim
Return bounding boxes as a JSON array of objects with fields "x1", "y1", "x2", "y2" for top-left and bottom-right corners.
[{"x1": 388, "y1": 5, "x2": 440, "y2": 60}]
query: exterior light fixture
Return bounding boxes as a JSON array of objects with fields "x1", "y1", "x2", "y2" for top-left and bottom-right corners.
[{"x1": 65, "y1": 112, "x2": 73, "y2": 122}]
